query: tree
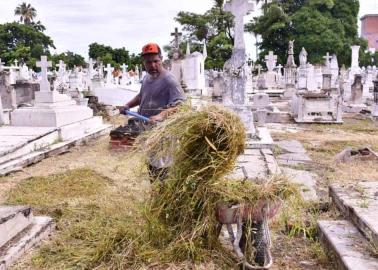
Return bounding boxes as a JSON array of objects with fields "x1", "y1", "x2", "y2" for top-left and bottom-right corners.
[
  {"x1": 0, "y1": 22, "x2": 55, "y2": 67},
  {"x1": 248, "y1": 0, "x2": 366, "y2": 67},
  {"x1": 174, "y1": 2, "x2": 234, "y2": 69},
  {"x1": 50, "y1": 51, "x2": 86, "y2": 69},
  {"x1": 14, "y1": 2, "x2": 37, "y2": 25},
  {"x1": 88, "y1": 42, "x2": 139, "y2": 69}
]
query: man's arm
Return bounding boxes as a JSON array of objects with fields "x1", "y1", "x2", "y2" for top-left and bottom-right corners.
[
  {"x1": 149, "y1": 105, "x2": 180, "y2": 124},
  {"x1": 119, "y1": 94, "x2": 141, "y2": 113}
]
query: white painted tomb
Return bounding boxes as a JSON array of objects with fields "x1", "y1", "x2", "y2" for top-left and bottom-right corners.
[{"x1": 11, "y1": 56, "x2": 93, "y2": 127}]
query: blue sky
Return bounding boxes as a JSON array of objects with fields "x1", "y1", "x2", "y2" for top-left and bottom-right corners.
[{"x1": 0, "y1": 0, "x2": 376, "y2": 60}]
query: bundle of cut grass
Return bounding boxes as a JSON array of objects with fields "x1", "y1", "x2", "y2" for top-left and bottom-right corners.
[{"x1": 132, "y1": 104, "x2": 300, "y2": 265}]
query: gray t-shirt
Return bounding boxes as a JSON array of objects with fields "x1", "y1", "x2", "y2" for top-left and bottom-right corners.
[{"x1": 137, "y1": 71, "x2": 185, "y2": 118}]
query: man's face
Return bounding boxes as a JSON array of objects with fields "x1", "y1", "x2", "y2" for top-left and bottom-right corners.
[{"x1": 142, "y1": 54, "x2": 163, "y2": 78}]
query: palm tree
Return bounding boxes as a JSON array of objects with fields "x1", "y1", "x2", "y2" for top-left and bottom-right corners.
[
  {"x1": 31, "y1": 20, "x2": 46, "y2": 32},
  {"x1": 14, "y1": 2, "x2": 37, "y2": 24}
]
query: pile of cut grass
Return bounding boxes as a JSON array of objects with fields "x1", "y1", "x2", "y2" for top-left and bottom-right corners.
[{"x1": 132, "y1": 104, "x2": 299, "y2": 265}]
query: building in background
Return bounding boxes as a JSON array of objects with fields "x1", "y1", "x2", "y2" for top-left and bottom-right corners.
[{"x1": 361, "y1": 14, "x2": 378, "y2": 52}]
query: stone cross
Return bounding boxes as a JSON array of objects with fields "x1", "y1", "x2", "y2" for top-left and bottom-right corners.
[
  {"x1": 170, "y1": 27, "x2": 182, "y2": 50},
  {"x1": 224, "y1": 0, "x2": 254, "y2": 50},
  {"x1": 265, "y1": 51, "x2": 277, "y2": 72},
  {"x1": 105, "y1": 63, "x2": 114, "y2": 85},
  {"x1": 277, "y1": 64, "x2": 283, "y2": 75},
  {"x1": 88, "y1": 58, "x2": 94, "y2": 75},
  {"x1": 256, "y1": 64, "x2": 262, "y2": 76},
  {"x1": 323, "y1": 52, "x2": 332, "y2": 69},
  {"x1": 36, "y1": 55, "x2": 52, "y2": 92},
  {"x1": 121, "y1": 63, "x2": 128, "y2": 74},
  {"x1": 351, "y1": 45, "x2": 360, "y2": 68}
]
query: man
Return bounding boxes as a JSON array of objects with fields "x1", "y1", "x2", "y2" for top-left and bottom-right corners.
[
  {"x1": 120, "y1": 43, "x2": 185, "y2": 124},
  {"x1": 120, "y1": 43, "x2": 185, "y2": 180}
]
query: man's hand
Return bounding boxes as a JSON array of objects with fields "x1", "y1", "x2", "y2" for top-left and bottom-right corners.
[
  {"x1": 119, "y1": 105, "x2": 130, "y2": 115},
  {"x1": 148, "y1": 113, "x2": 164, "y2": 124}
]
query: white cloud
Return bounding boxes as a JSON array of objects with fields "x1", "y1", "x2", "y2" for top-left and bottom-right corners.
[
  {"x1": 0, "y1": 0, "x2": 375, "y2": 60},
  {"x1": 0, "y1": 0, "x2": 214, "y2": 57}
]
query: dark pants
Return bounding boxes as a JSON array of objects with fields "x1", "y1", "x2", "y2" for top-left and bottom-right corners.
[{"x1": 148, "y1": 164, "x2": 169, "y2": 183}]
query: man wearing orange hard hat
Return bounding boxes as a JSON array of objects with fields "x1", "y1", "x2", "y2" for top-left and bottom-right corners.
[
  {"x1": 120, "y1": 42, "x2": 185, "y2": 124},
  {"x1": 119, "y1": 43, "x2": 185, "y2": 180}
]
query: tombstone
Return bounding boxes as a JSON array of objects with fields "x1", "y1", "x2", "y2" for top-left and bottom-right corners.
[
  {"x1": 306, "y1": 64, "x2": 317, "y2": 91},
  {"x1": 264, "y1": 51, "x2": 278, "y2": 89},
  {"x1": 223, "y1": 0, "x2": 254, "y2": 105},
  {"x1": 211, "y1": 70, "x2": 225, "y2": 99},
  {"x1": 105, "y1": 64, "x2": 114, "y2": 85},
  {"x1": 0, "y1": 59, "x2": 4, "y2": 72},
  {"x1": 350, "y1": 45, "x2": 361, "y2": 79},
  {"x1": 339, "y1": 65, "x2": 350, "y2": 100},
  {"x1": 322, "y1": 74, "x2": 332, "y2": 92},
  {"x1": 276, "y1": 64, "x2": 285, "y2": 88},
  {"x1": 373, "y1": 78, "x2": 378, "y2": 117},
  {"x1": 88, "y1": 58, "x2": 95, "y2": 80},
  {"x1": 19, "y1": 64, "x2": 30, "y2": 81},
  {"x1": 120, "y1": 63, "x2": 130, "y2": 85},
  {"x1": 0, "y1": 95, "x2": 4, "y2": 125},
  {"x1": 350, "y1": 74, "x2": 364, "y2": 104},
  {"x1": 171, "y1": 50, "x2": 185, "y2": 86},
  {"x1": 284, "y1": 40, "x2": 297, "y2": 88},
  {"x1": 323, "y1": 52, "x2": 332, "y2": 72},
  {"x1": 170, "y1": 27, "x2": 182, "y2": 51},
  {"x1": 294, "y1": 92, "x2": 343, "y2": 123},
  {"x1": 11, "y1": 55, "x2": 94, "y2": 127},
  {"x1": 297, "y1": 48, "x2": 308, "y2": 90},
  {"x1": 183, "y1": 44, "x2": 207, "y2": 96},
  {"x1": 330, "y1": 54, "x2": 339, "y2": 88}
]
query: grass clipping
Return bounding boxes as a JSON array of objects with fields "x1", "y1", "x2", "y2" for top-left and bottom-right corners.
[{"x1": 134, "y1": 104, "x2": 299, "y2": 265}]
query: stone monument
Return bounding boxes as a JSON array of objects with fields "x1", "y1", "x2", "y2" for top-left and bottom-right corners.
[
  {"x1": 11, "y1": 55, "x2": 93, "y2": 127},
  {"x1": 222, "y1": 0, "x2": 256, "y2": 135}
]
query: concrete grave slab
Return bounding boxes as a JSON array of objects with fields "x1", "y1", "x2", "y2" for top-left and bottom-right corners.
[
  {"x1": 318, "y1": 220, "x2": 378, "y2": 270},
  {"x1": 0, "y1": 206, "x2": 33, "y2": 248},
  {"x1": 282, "y1": 167, "x2": 318, "y2": 201},
  {"x1": 330, "y1": 182, "x2": 378, "y2": 246}
]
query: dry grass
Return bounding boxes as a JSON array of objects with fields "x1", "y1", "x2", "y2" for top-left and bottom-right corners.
[{"x1": 271, "y1": 117, "x2": 378, "y2": 187}]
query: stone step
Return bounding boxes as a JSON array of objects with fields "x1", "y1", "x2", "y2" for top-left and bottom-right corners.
[
  {"x1": 318, "y1": 220, "x2": 378, "y2": 270},
  {"x1": 0, "y1": 206, "x2": 33, "y2": 248},
  {"x1": 330, "y1": 182, "x2": 378, "y2": 246},
  {"x1": 0, "y1": 216, "x2": 54, "y2": 270},
  {"x1": 0, "y1": 124, "x2": 112, "y2": 176}
]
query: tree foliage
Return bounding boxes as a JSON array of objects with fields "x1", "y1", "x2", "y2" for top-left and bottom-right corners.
[
  {"x1": 50, "y1": 51, "x2": 86, "y2": 69},
  {"x1": 0, "y1": 22, "x2": 55, "y2": 67},
  {"x1": 174, "y1": 0, "x2": 234, "y2": 69},
  {"x1": 248, "y1": 0, "x2": 367, "y2": 67},
  {"x1": 14, "y1": 2, "x2": 36, "y2": 25},
  {"x1": 88, "y1": 42, "x2": 141, "y2": 70}
]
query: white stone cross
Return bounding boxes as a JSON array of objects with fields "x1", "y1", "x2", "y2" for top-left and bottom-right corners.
[
  {"x1": 36, "y1": 55, "x2": 52, "y2": 92},
  {"x1": 323, "y1": 52, "x2": 332, "y2": 68},
  {"x1": 265, "y1": 51, "x2": 277, "y2": 72},
  {"x1": 170, "y1": 27, "x2": 182, "y2": 50},
  {"x1": 121, "y1": 63, "x2": 128, "y2": 74},
  {"x1": 224, "y1": 0, "x2": 254, "y2": 49},
  {"x1": 256, "y1": 64, "x2": 262, "y2": 76},
  {"x1": 277, "y1": 64, "x2": 283, "y2": 75},
  {"x1": 105, "y1": 63, "x2": 114, "y2": 85},
  {"x1": 88, "y1": 58, "x2": 94, "y2": 79}
]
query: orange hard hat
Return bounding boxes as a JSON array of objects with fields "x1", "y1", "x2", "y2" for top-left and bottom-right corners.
[{"x1": 141, "y1": 43, "x2": 161, "y2": 56}]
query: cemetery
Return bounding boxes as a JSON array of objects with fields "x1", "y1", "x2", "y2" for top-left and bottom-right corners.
[{"x1": 0, "y1": 0, "x2": 378, "y2": 269}]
